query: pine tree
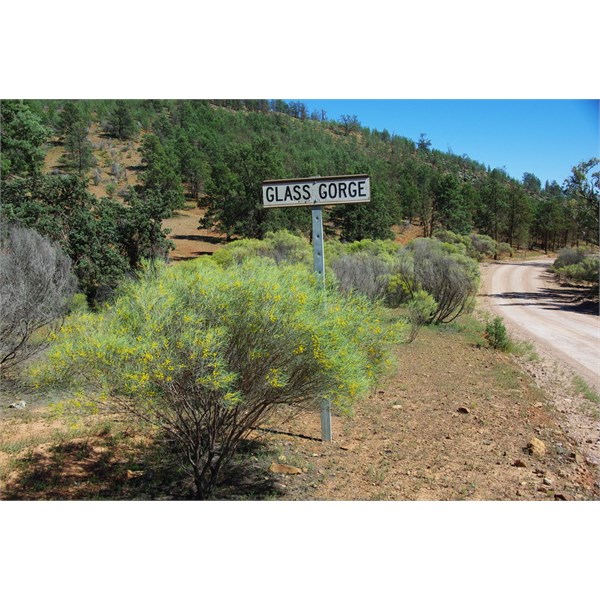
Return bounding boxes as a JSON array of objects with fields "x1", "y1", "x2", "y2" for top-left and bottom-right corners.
[
  {"x1": 0, "y1": 100, "x2": 50, "y2": 178},
  {"x1": 59, "y1": 101, "x2": 95, "y2": 175}
]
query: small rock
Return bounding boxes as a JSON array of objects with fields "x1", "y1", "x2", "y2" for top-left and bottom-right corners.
[
  {"x1": 554, "y1": 493, "x2": 573, "y2": 501},
  {"x1": 534, "y1": 402, "x2": 544, "y2": 408},
  {"x1": 483, "y1": 439, "x2": 492, "y2": 446},
  {"x1": 8, "y1": 400, "x2": 26, "y2": 410},
  {"x1": 569, "y1": 452, "x2": 585, "y2": 464},
  {"x1": 392, "y1": 404, "x2": 403, "y2": 410},
  {"x1": 513, "y1": 459, "x2": 527, "y2": 468},
  {"x1": 126, "y1": 470, "x2": 144, "y2": 479},
  {"x1": 457, "y1": 407, "x2": 470, "y2": 414},
  {"x1": 527, "y1": 437, "x2": 546, "y2": 457},
  {"x1": 543, "y1": 477, "x2": 553, "y2": 486},
  {"x1": 269, "y1": 463, "x2": 303, "y2": 475}
]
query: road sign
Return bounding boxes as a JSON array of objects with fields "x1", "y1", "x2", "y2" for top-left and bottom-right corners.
[
  {"x1": 262, "y1": 174, "x2": 370, "y2": 208},
  {"x1": 261, "y1": 174, "x2": 371, "y2": 441}
]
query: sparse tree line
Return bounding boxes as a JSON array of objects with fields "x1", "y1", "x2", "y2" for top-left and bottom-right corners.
[
  {"x1": 4, "y1": 99, "x2": 597, "y2": 253},
  {"x1": 2, "y1": 98, "x2": 597, "y2": 302}
]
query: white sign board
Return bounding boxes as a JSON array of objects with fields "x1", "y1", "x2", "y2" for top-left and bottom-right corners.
[{"x1": 262, "y1": 174, "x2": 370, "y2": 208}]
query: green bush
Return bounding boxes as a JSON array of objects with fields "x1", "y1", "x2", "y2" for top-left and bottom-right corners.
[
  {"x1": 468, "y1": 233, "x2": 497, "y2": 260},
  {"x1": 213, "y1": 230, "x2": 311, "y2": 267},
  {"x1": 406, "y1": 290, "x2": 438, "y2": 342},
  {"x1": 34, "y1": 257, "x2": 401, "y2": 498},
  {"x1": 433, "y1": 230, "x2": 498, "y2": 261},
  {"x1": 555, "y1": 256, "x2": 599, "y2": 285},
  {"x1": 553, "y1": 249, "x2": 599, "y2": 285},
  {"x1": 484, "y1": 316, "x2": 510, "y2": 351},
  {"x1": 497, "y1": 242, "x2": 513, "y2": 258}
]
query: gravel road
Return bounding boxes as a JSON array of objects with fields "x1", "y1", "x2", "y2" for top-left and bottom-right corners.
[{"x1": 482, "y1": 258, "x2": 600, "y2": 391}]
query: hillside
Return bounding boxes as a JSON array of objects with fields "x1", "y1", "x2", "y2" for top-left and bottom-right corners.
[{"x1": 39, "y1": 107, "x2": 427, "y2": 260}]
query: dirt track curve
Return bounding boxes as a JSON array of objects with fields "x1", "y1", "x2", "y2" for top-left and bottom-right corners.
[{"x1": 483, "y1": 258, "x2": 600, "y2": 391}]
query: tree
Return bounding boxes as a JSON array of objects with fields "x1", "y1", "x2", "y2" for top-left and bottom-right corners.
[
  {"x1": 202, "y1": 137, "x2": 285, "y2": 239},
  {"x1": 336, "y1": 190, "x2": 396, "y2": 242},
  {"x1": 522, "y1": 172, "x2": 541, "y2": 195},
  {"x1": 1, "y1": 174, "x2": 128, "y2": 302},
  {"x1": 106, "y1": 100, "x2": 138, "y2": 140},
  {"x1": 339, "y1": 114, "x2": 360, "y2": 135},
  {"x1": 475, "y1": 168, "x2": 509, "y2": 252},
  {"x1": 505, "y1": 183, "x2": 533, "y2": 248},
  {"x1": 417, "y1": 133, "x2": 432, "y2": 152},
  {"x1": 139, "y1": 134, "x2": 185, "y2": 212},
  {"x1": 173, "y1": 130, "x2": 211, "y2": 202},
  {"x1": 563, "y1": 158, "x2": 599, "y2": 245},
  {"x1": 0, "y1": 100, "x2": 50, "y2": 178},
  {"x1": 118, "y1": 188, "x2": 174, "y2": 269},
  {"x1": 0, "y1": 224, "x2": 77, "y2": 373},
  {"x1": 415, "y1": 163, "x2": 435, "y2": 236},
  {"x1": 434, "y1": 173, "x2": 472, "y2": 235},
  {"x1": 58, "y1": 101, "x2": 95, "y2": 175}
]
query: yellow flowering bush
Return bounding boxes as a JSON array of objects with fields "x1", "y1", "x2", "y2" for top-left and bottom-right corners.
[{"x1": 36, "y1": 257, "x2": 402, "y2": 498}]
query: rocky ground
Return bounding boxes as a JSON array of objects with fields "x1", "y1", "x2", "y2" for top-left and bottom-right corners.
[{"x1": 2, "y1": 316, "x2": 598, "y2": 501}]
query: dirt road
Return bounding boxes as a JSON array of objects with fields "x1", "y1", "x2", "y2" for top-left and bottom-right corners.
[{"x1": 482, "y1": 258, "x2": 600, "y2": 391}]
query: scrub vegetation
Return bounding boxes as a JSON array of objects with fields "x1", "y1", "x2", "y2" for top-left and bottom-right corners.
[
  {"x1": 32, "y1": 258, "x2": 402, "y2": 498},
  {"x1": 1, "y1": 99, "x2": 598, "y2": 500}
]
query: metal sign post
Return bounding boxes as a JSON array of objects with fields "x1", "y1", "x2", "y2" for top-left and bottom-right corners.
[
  {"x1": 311, "y1": 206, "x2": 331, "y2": 441},
  {"x1": 262, "y1": 174, "x2": 371, "y2": 442}
]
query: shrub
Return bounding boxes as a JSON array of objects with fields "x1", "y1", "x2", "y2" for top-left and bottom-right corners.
[
  {"x1": 213, "y1": 230, "x2": 311, "y2": 267},
  {"x1": 36, "y1": 258, "x2": 401, "y2": 498},
  {"x1": 105, "y1": 182, "x2": 117, "y2": 198},
  {"x1": 406, "y1": 290, "x2": 438, "y2": 342},
  {"x1": 553, "y1": 247, "x2": 587, "y2": 270},
  {"x1": 0, "y1": 224, "x2": 77, "y2": 373},
  {"x1": 484, "y1": 316, "x2": 510, "y2": 351},
  {"x1": 497, "y1": 242, "x2": 513, "y2": 258},
  {"x1": 433, "y1": 230, "x2": 469, "y2": 256},
  {"x1": 395, "y1": 238, "x2": 479, "y2": 323},
  {"x1": 330, "y1": 253, "x2": 394, "y2": 301},
  {"x1": 469, "y1": 233, "x2": 497, "y2": 260},
  {"x1": 555, "y1": 256, "x2": 599, "y2": 285}
]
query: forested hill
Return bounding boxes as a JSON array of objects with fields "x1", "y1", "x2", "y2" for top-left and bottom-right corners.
[{"x1": 1, "y1": 99, "x2": 598, "y2": 301}]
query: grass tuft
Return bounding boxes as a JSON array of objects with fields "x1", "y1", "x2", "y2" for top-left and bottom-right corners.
[{"x1": 573, "y1": 376, "x2": 600, "y2": 404}]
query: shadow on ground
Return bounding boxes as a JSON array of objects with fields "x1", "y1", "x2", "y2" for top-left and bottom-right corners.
[
  {"x1": 483, "y1": 263, "x2": 598, "y2": 316},
  {"x1": 171, "y1": 233, "x2": 226, "y2": 244},
  {"x1": 2, "y1": 433, "x2": 282, "y2": 501}
]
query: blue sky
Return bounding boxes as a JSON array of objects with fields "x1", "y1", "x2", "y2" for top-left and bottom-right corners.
[{"x1": 292, "y1": 100, "x2": 599, "y2": 187}]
